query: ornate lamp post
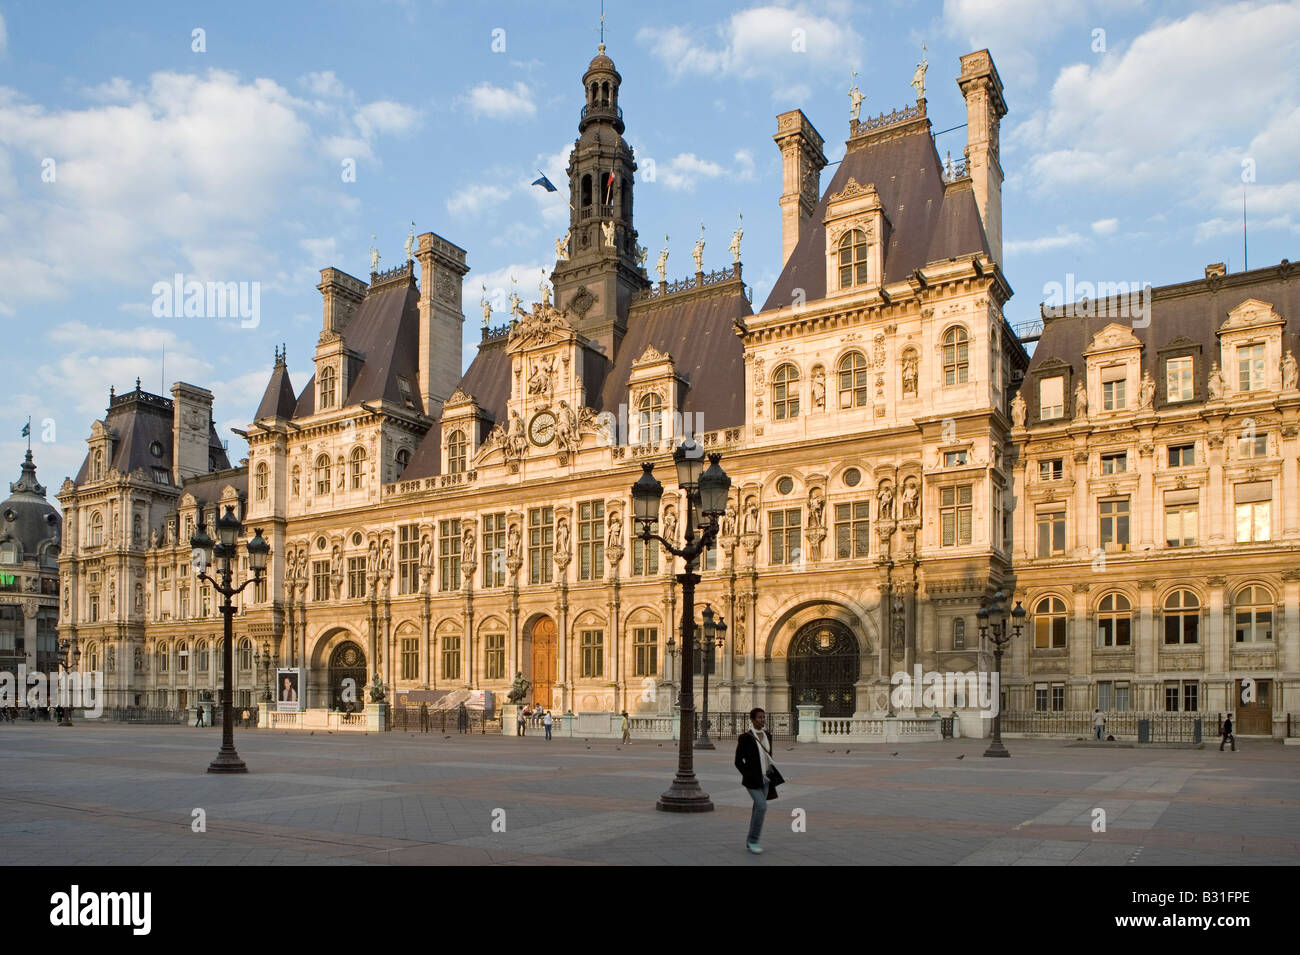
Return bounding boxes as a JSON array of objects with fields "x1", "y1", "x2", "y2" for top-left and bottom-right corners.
[
  {"x1": 695, "y1": 606, "x2": 727, "y2": 750},
  {"x1": 977, "y1": 590, "x2": 1025, "y2": 758},
  {"x1": 56, "y1": 639, "x2": 80, "y2": 726},
  {"x1": 190, "y1": 507, "x2": 269, "y2": 773},
  {"x1": 632, "y1": 445, "x2": 731, "y2": 812}
]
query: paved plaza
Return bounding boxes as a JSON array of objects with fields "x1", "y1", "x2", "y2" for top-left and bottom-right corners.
[{"x1": 1, "y1": 724, "x2": 1296, "y2": 865}]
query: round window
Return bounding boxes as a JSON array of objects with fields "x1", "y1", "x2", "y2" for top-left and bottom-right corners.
[
  {"x1": 352, "y1": 533, "x2": 363, "y2": 546},
  {"x1": 150, "y1": 441, "x2": 164, "y2": 459},
  {"x1": 776, "y1": 476, "x2": 794, "y2": 495},
  {"x1": 843, "y1": 468, "x2": 862, "y2": 487},
  {"x1": 317, "y1": 537, "x2": 327, "y2": 550}
]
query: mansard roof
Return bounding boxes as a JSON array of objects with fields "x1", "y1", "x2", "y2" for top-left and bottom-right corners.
[
  {"x1": 1021, "y1": 261, "x2": 1299, "y2": 420},
  {"x1": 762, "y1": 121, "x2": 991, "y2": 311}
]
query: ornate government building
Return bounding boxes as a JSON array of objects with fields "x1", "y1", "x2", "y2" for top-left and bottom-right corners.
[{"x1": 54, "y1": 44, "x2": 1298, "y2": 736}]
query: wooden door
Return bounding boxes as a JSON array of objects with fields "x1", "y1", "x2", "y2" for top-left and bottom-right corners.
[
  {"x1": 530, "y1": 618, "x2": 556, "y2": 709},
  {"x1": 1236, "y1": 679, "x2": 1271, "y2": 734}
]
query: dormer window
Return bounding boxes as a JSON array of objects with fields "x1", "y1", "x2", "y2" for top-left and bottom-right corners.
[
  {"x1": 1039, "y1": 376, "x2": 1064, "y2": 420},
  {"x1": 395, "y1": 448, "x2": 411, "y2": 479},
  {"x1": 1101, "y1": 365, "x2": 1127, "y2": 409},
  {"x1": 319, "y1": 366, "x2": 337, "y2": 409},
  {"x1": 636, "y1": 394, "x2": 663, "y2": 445},
  {"x1": 396, "y1": 376, "x2": 415, "y2": 409},
  {"x1": 255, "y1": 462, "x2": 268, "y2": 501},
  {"x1": 838, "y1": 230, "x2": 869, "y2": 289},
  {"x1": 92, "y1": 449, "x2": 104, "y2": 480},
  {"x1": 1238, "y1": 343, "x2": 1266, "y2": 391},
  {"x1": 447, "y1": 431, "x2": 467, "y2": 474},
  {"x1": 1166, "y1": 356, "x2": 1194, "y2": 402}
]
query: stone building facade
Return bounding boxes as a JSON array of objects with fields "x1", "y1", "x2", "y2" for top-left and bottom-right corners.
[{"x1": 0, "y1": 451, "x2": 62, "y2": 677}]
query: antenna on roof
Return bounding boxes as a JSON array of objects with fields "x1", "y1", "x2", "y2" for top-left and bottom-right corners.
[{"x1": 1242, "y1": 179, "x2": 1249, "y2": 272}]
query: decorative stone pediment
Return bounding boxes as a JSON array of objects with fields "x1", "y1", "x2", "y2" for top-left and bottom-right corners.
[
  {"x1": 506, "y1": 303, "x2": 577, "y2": 352},
  {"x1": 828, "y1": 177, "x2": 878, "y2": 203},
  {"x1": 444, "y1": 387, "x2": 476, "y2": 410},
  {"x1": 1083, "y1": 323, "x2": 1141, "y2": 356},
  {"x1": 632, "y1": 344, "x2": 673, "y2": 369},
  {"x1": 1221, "y1": 298, "x2": 1282, "y2": 333}
]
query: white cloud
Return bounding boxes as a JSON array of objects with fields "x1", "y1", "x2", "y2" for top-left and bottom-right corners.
[
  {"x1": 463, "y1": 81, "x2": 536, "y2": 120},
  {"x1": 1004, "y1": 230, "x2": 1084, "y2": 255},
  {"x1": 733, "y1": 149, "x2": 757, "y2": 181},
  {"x1": 302, "y1": 70, "x2": 347, "y2": 99},
  {"x1": 638, "y1": 5, "x2": 863, "y2": 101},
  {"x1": 83, "y1": 77, "x2": 133, "y2": 103},
  {"x1": 1091, "y1": 217, "x2": 1119, "y2": 235},
  {"x1": 354, "y1": 100, "x2": 419, "y2": 139},
  {"x1": 465, "y1": 263, "x2": 552, "y2": 322},
  {"x1": 446, "y1": 183, "x2": 512, "y2": 217},
  {"x1": 660, "y1": 153, "x2": 726, "y2": 191}
]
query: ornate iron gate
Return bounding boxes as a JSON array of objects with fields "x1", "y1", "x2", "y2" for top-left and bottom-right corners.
[
  {"x1": 329, "y1": 641, "x2": 367, "y2": 710},
  {"x1": 788, "y1": 620, "x2": 859, "y2": 719}
]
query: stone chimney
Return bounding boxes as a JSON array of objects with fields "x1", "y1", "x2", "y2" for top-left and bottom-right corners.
[
  {"x1": 415, "y1": 232, "x2": 470, "y2": 419},
  {"x1": 317, "y1": 267, "x2": 367, "y2": 337},
  {"x1": 170, "y1": 382, "x2": 214, "y2": 484},
  {"x1": 773, "y1": 109, "x2": 827, "y2": 267},
  {"x1": 1205, "y1": 262, "x2": 1227, "y2": 278},
  {"x1": 957, "y1": 50, "x2": 1008, "y2": 266}
]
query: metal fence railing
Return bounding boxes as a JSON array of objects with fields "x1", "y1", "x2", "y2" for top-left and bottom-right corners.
[
  {"x1": 108, "y1": 707, "x2": 189, "y2": 724},
  {"x1": 1288, "y1": 714, "x2": 1300, "y2": 739},
  {"x1": 1001, "y1": 710, "x2": 1206, "y2": 742},
  {"x1": 386, "y1": 705, "x2": 498, "y2": 734},
  {"x1": 693, "y1": 710, "x2": 796, "y2": 742}
]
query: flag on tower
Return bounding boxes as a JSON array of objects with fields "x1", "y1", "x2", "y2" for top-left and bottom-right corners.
[
  {"x1": 532, "y1": 172, "x2": 558, "y2": 193},
  {"x1": 20, "y1": 421, "x2": 30, "y2": 438}
]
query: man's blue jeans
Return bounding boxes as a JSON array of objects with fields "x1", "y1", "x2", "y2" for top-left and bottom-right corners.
[
  {"x1": 545, "y1": 724, "x2": 552, "y2": 740},
  {"x1": 745, "y1": 784, "x2": 767, "y2": 845},
  {"x1": 1095, "y1": 726, "x2": 1103, "y2": 740}
]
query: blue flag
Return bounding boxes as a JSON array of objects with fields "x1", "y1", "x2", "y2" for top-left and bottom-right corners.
[
  {"x1": 532, "y1": 173, "x2": 558, "y2": 193},
  {"x1": 20, "y1": 422, "x2": 29, "y2": 438}
]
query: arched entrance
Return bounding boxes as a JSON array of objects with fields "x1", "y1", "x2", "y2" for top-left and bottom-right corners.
[
  {"x1": 788, "y1": 619, "x2": 860, "y2": 718},
  {"x1": 328, "y1": 641, "x2": 367, "y2": 710},
  {"x1": 529, "y1": 617, "x2": 556, "y2": 709}
]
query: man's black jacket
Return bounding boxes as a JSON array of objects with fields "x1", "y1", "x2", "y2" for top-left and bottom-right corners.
[{"x1": 735, "y1": 730, "x2": 770, "y2": 790}]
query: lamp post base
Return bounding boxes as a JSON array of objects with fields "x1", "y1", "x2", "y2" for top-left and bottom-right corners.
[
  {"x1": 656, "y1": 779, "x2": 715, "y2": 813},
  {"x1": 694, "y1": 735, "x2": 715, "y2": 750},
  {"x1": 207, "y1": 747, "x2": 248, "y2": 774},
  {"x1": 982, "y1": 739, "x2": 1011, "y2": 758}
]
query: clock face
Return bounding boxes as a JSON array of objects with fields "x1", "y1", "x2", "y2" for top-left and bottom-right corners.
[{"x1": 529, "y1": 410, "x2": 557, "y2": 446}]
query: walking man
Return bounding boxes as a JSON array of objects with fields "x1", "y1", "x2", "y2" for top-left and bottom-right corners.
[
  {"x1": 1093, "y1": 709, "x2": 1106, "y2": 741},
  {"x1": 734, "y1": 707, "x2": 784, "y2": 854},
  {"x1": 543, "y1": 709, "x2": 553, "y2": 741},
  {"x1": 517, "y1": 706, "x2": 526, "y2": 737},
  {"x1": 1220, "y1": 713, "x2": 1236, "y2": 751},
  {"x1": 621, "y1": 710, "x2": 631, "y2": 744}
]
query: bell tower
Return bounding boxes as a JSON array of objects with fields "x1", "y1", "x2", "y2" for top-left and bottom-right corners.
[{"x1": 549, "y1": 44, "x2": 648, "y2": 359}]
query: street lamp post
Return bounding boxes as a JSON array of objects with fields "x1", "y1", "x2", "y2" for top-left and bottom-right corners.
[
  {"x1": 56, "y1": 639, "x2": 80, "y2": 726},
  {"x1": 189, "y1": 507, "x2": 269, "y2": 774},
  {"x1": 977, "y1": 590, "x2": 1025, "y2": 758},
  {"x1": 631, "y1": 445, "x2": 731, "y2": 812},
  {"x1": 695, "y1": 606, "x2": 726, "y2": 750}
]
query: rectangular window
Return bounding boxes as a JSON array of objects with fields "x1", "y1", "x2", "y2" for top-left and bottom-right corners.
[
  {"x1": 943, "y1": 450, "x2": 968, "y2": 467},
  {"x1": 1051, "y1": 684, "x2": 1065, "y2": 712},
  {"x1": 1164, "y1": 681, "x2": 1180, "y2": 712},
  {"x1": 441, "y1": 635, "x2": 461, "y2": 681},
  {"x1": 834, "y1": 502, "x2": 870, "y2": 559},
  {"x1": 633, "y1": 627, "x2": 658, "y2": 677},
  {"x1": 940, "y1": 485, "x2": 973, "y2": 547},
  {"x1": 1114, "y1": 683, "x2": 1131, "y2": 711},
  {"x1": 1099, "y1": 498, "x2": 1130, "y2": 551},
  {"x1": 1167, "y1": 443, "x2": 1195, "y2": 467},
  {"x1": 398, "y1": 523, "x2": 419, "y2": 595},
  {"x1": 1164, "y1": 611, "x2": 1199, "y2": 645},
  {"x1": 439, "y1": 519, "x2": 462, "y2": 592},
  {"x1": 485, "y1": 633, "x2": 505, "y2": 680},
  {"x1": 1038, "y1": 459, "x2": 1063, "y2": 481},
  {"x1": 401, "y1": 638, "x2": 419, "y2": 680},
  {"x1": 1102, "y1": 378, "x2": 1126, "y2": 411},
  {"x1": 1183, "y1": 681, "x2": 1199, "y2": 712},
  {"x1": 1100, "y1": 452, "x2": 1127, "y2": 474},
  {"x1": 179, "y1": 586, "x2": 189, "y2": 619},
  {"x1": 1238, "y1": 343, "x2": 1266, "y2": 391},
  {"x1": 88, "y1": 594, "x2": 99, "y2": 623},
  {"x1": 1235, "y1": 501, "x2": 1270, "y2": 543},
  {"x1": 348, "y1": 557, "x2": 366, "y2": 599},
  {"x1": 1039, "y1": 376, "x2": 1064, "y2": 419},
  {"x1": 578, "y1": 500, "x2": 605, "y2": 581},
  {"x1": 529, "y1": 507, "x2": 554, "y2": 585},
  {"x1": 1164, "y1": 503, "x2": 1198, "y2": 548},
  {"x1": 482, "y1": 513, "x2": 506, "y2": 588},
  {"x1": 580, "y1": 629, "x2": 604, "y2": 678},
  {"x1": 632, "y1": 532, "x2": 660, "y2": 576},
  {"x1": 312, "y1": 560, "x2": 330, "y2": 601},
  {"x1": 769, "y1": 508, "x2": 802, "y2": 565},
  {"x1": 1036, "y1": 508, "x2": 1066, "y2": 557},
  {"x1": 1034, "y1": 685, "x2": 1048, "y2": 712},
  {"x1": 1238, "y1": 433, "x2": 1267, "y2": 458},
  {"x1": 1097, "y1": 681, "x2": 1113, "y2": 711},
  {"x1": 1097, "y1": 612, "x2": 1131, "y2": 648},
  {"x1": 1166, "y1": 356, "x2": 1194, "y2": 402}
]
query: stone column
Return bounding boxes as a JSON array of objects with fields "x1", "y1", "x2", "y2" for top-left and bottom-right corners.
[
  {"x1": 1206, "y1": 575, "x2": 1228, "y2": 713},
  {"x1": 1072, "y1": 449, "x2": 1090, "y2": 556},
  {"x1": 1283, "y1": 425, "x2": 1300, "y2": 538},
  {"x1": 1206, "y1": 434, "x2": 1226, "y2": 543},
  {"x1": 1137, "y1": 442, "x2": 1155, "y2": 548}
]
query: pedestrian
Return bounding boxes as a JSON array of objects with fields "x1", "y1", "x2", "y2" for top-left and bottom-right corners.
[
  {"x1": 1220, "y1": 713, "x2": 1236, "y2": 751},
  {"x1": 621, "y1": 710, "x2": 631, "y2": 744},
  {"x1": 734, "y1": 707, "x2": 784, "y2": 854},
  {"x1": 194, "y1": 707, "x2": 203, "y2": 727},
  {"x1": 457, "y1": 702, "x2": 469, "y2": 734},
  {"x1": 517, "y1": 706, "x2": 526, "y2": 737},
  {"x1": 1093, "y1": 709, "x2": 1106, "y2": 741},
  {"x1": 241, "y1": 708, "x2": 250, "y2": 727},
  {"x1": 420, "y1": 701, "x2": 430, "y2": 733},
  {"x1": 543, "y1": 709, "x2": 553, "y2": 741}
]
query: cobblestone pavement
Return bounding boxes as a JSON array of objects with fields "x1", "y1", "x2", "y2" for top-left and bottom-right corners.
[{"x1": 1, "y1": 724, "x2": 1295, "y2": 865}]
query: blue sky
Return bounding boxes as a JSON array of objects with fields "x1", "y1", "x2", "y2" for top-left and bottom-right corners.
[{"x1": 1, "y1": 0, "x2": 1297, "y2": 496}]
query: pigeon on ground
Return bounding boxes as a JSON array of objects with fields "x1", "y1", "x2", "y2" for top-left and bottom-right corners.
[
  {"x1": 826, "y1": 749, "x2": 836, "y2": 753},
  {"x1": 786, "y1": 747, "x2": 795, "y2": 751},
  {"x1": 309, "y1": 732, "x2": 314, "y2": 736},
  {"x1": 891, "y1": 752, "x2": 899, "y2": 756},
  {"x1": 956, "y1": 754, "x2": 965, "y2": 759},
  {"x1": 845, "y1": 749, "x2": 851, "y2": 754},
  {"x1": 658, "y1": 743, "x2": 663, "y2": 747},
  {"x1": 586, "y1": 745, "x2": 591, "y2": 750}
]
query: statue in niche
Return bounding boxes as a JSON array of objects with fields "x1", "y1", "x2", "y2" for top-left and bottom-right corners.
[
  {"x1": 807, "y1": 487, "x2": 825, "y2": 531},
  {"x1": 420, "y1": 534, "x2": 432, "y2": 569},
  {"x1": 1208, "y1": 362, "x2": 1224, "y2": 399},
  {"x1": 812, "y1": 368, "x2": 826, "y2": 409},
  {"x1": 555, "y1": 517, "x2": 571, "y2": 556},
  {"x1": 902, "y1": 353, "x2": 918, "y2": 396},
  {"x1": 607, "y1": 514, "x2": 622, "y2": 550},
  {"x1": 366, "y1": 540, "x2": 378, "y2": 575},
  {"x1": 1074, "y1": 380, "x2": 1088, "y2": 417},
  {"x1": 601, "y1": 220, "x2": 615, "y2": 248},
  {"x1": 721, "y1": 502, "x2": 737, "y2": 540},
  {"x1": 661, "y1": 505, "x2": 678, "y2": 546},
  {"x1": 462, "y1": 525, "x2": 476, "y2": 565},
  {"x1": 1139, "y1": 372, "x2": 1155, "y2": 409},
  {"x1": 1284, "y1": 351, "x2": 1298, "y2": 391},
  {"x1": 507, "y1": 523, "x2": 521, "y2": 561},
  {"x1": 877, "y1": 483, "x2": 894, "y2": 520},
  {"x1": 379, "y1": 539, "x2": 393, "y2": 574},
  {"x1": 742, "y1": 498, "x2": 759, "y2": 536},
  {"x1": 901, "y1": 479, "x2": 919, "y2": 519},
  {"x1": 1010, "y1": 392, "x2": 1026, "y2": 427}
]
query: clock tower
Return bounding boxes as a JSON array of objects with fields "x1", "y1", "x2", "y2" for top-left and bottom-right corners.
[{"x1": 549, "y1": 43, "x2": 649, "y2": 360}]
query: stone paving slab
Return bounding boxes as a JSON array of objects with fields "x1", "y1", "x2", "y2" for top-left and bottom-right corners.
[{"x1": 1, "y1": 724, "x2": 1295, "y2": 865}]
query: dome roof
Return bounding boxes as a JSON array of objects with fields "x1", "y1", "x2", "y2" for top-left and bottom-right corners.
[
  {"x1": 0, "y1": 451, "x2": 60, "y2": 564},
  {"x1": 585, "y1": 43, "x2": 617, "y2": 75}
]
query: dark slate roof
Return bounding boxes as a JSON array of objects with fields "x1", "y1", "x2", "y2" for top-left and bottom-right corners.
[
  {"x1": 1022, "y1": 262, "x2": 1299, "y2": 421},
  {"x1": 176, "y1": 467, "x2": 249, "y2": 507},
  {"x1": 254, "y1": 356, "x2": 297, "y2": 421},
  {"x1": 74, "y1": 386, "x2": 231, "y2": 484},
  {"x1": 0, "y1": 451, "x2": 60, "y2": 561},
  {"x1": 762, "y1": 123, "x2": 990, "y2": 311},
  {"x1": 454, "y1": 339, "x2": 513, "y2": 427}
]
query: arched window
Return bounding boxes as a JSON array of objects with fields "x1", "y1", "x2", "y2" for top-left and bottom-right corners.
[
  {"x1": 238, "y1": 638, "x2": 253, "y2": 671},
  {"x1": 156, "y1": 642, "x2": 169, "y2": 673},
  {"x1": 772, "y1": 364, "x2": 800, "y2": 420},
  {"x1": 197, "y1": 640, "x2": 209, "y2": 672},
  {"x1": 636, "y1": 393, "x2": 663, "y2": 445},
  {"x1": 0, "y1": 540, "x2": 17, "y2": 564},
  {"x1": 447, "y1": 431, "x2": 467, "y2": 474},
  {"x1": 837, "y1": 229, "x2": 869, "y2": 289},
  {"x1": 837, "y1": 352, "x2": 869, "y2": 409},
  {"x1": 319, "y1": 366, "x2": 336, "y2": 409},
  {"x1": 395, "y1": 448, "x2": 411, "y2": 479},
  {"x1": 89, "y1": 511, "x2": 103, "y2": 546},
  {"x1": 581, "y1": 174, "x2": 592, "y2": 208},
  {"x1": 350, "y1": 447, "x2": 366, "y2": 489},
  {"x1": 255, "y1": 462, "x2": 268, "y2": 501},
  {"x1": 1034, "y1": 596, "x2": 1067, "y2": 649},
  {"x1": 1097, "y1": 593, "x2": 1132, "y2": 647},
  {"x1": 1234, "y1": 586, "x2": 1273, "y2": 642},
  {"x1": 943, "y1": 327, "x2": 970, "y2": 385},
  {"x1": 315, "y1": 455, "x2": 331, "y2": 495},
  {"x1": 92, "y1": 449, "x2": 104, "y2": 480},
  {"x1": 1164, "y1": 590, "x2": 1200, "y2": 645},
  {"x1": 953, "y1": 617, "x2": 966, "y2": 649},
  {"x1": 86, "y1": 642, "x2": 99, "y2": 672},
  {"x1": 177, "y1": 640, "x2": 189, "y2": 673}
]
